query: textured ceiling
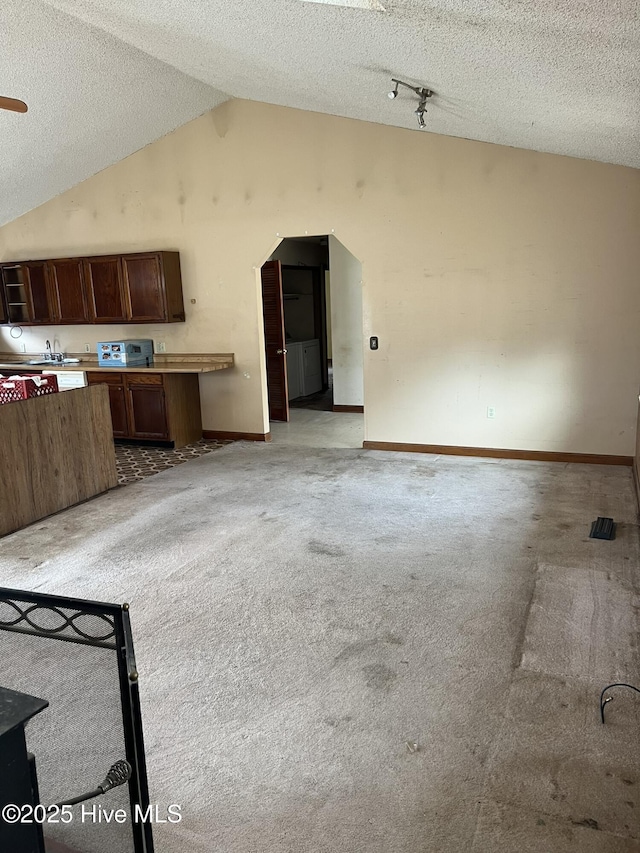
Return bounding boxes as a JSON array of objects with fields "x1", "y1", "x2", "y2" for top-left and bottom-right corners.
[
  {"x1": 2, "y1": 0, "x2": 639, "y2": 226},
  {"x1": 0, "y1": 1, "x2": 226, "y2": 227}
]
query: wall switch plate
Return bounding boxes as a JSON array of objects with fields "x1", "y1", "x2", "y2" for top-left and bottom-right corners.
[
  {"x1": 84, "y1": 343, "x2": 91, "y2": 353},
  {"x1": 20, "y1": 343, "x2": 26, "y2": 353},
  {"x1": 156, "y1": 341, "x2": 166, "y2": 353},
  {"x1": 487, "y1": 406, "x2": 496, "y2": 419},
  {"x1": 369, "y1": 336, "x2": 379, "y2": 350}
]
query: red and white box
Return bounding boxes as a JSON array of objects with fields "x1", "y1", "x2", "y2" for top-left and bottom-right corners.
[{"x1": 0, "y1": 373, "x2": 59, "y2": 405}]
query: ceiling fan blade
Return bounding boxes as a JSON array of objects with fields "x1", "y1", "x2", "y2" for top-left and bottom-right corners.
[{"x1": 0, "y1": 96, "x2": 28, "y2": 113}]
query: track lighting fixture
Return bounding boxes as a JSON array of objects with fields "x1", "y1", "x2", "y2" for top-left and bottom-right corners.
[{"x1": 388, "y1": 78, "x2": 434, "y2": 129}]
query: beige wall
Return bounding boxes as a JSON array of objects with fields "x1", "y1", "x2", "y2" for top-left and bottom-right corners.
[
  {"x1": 1, "y1": 99, "x2": 639, "y2": 453},
  {"x1": 329, "y1": 236, "x2": 364, "y2": 407}
]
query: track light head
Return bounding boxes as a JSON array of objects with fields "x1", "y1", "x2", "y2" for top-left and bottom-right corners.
[{"x1": 388, "y1": 77, "x2": 434, "y2": 129}]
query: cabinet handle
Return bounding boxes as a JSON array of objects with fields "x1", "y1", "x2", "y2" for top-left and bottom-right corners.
[{"x1": 276, "y1": 348, "x2": 288, "y2": 355}]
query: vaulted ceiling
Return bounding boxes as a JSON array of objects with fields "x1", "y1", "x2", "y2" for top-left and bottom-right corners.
[{"x1": 2, "y1": 0, "x2": 639, "y2": 227}]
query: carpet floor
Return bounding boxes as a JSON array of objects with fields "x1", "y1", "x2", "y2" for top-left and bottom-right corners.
[{"x1": 1, "y1": 443, "x2": 639, "y2": 852}]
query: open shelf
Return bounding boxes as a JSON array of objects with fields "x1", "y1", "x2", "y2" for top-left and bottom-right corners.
[{"x1": 2, "y1": 269, "x2": 25, "y2": 286}]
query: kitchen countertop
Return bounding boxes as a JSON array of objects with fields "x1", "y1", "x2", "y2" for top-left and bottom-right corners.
[{"x1": 0, "y1": 353, "x2": 234, "y2": 374}]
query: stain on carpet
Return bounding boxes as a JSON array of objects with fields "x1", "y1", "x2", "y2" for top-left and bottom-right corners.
[
  {"x1": 308, "y1": 539, "x2": 346, "y2": 557},
  {"x1": 362, "y1": 662, "x2": 397, "y2": 690}
]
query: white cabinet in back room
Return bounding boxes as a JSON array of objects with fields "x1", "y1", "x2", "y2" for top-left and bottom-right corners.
[{"x1": 286, "y1": 339, "x2": 322, "y2": 400}]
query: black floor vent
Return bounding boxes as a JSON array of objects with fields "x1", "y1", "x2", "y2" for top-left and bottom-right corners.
[{"x1": 589, "y1": 517, "x2": 616, "y2": 540}]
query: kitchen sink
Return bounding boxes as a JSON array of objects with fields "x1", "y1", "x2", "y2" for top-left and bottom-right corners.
[{"x1": 26, "y1": 358, "x2": 81, "y2": 366}]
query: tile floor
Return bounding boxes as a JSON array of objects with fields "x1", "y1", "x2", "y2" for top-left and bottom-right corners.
[
  {"x1": 270, "y1": 407, "x2": 364, "y2": 449},
  {"x1": 115, "y1": 438, "x2": 232, "y2": 485},
  {"x1": 115, "y1": 402, "x2": 364, "y2": 486}
]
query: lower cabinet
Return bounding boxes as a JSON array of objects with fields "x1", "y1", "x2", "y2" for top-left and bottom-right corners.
[{"x1": 87, "y1": 371, "x2": 202, "y2": 447}]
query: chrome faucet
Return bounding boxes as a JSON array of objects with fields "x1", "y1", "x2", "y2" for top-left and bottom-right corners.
[{"x1": 43, "y1": 340, "x2": 64, "y2": 363}]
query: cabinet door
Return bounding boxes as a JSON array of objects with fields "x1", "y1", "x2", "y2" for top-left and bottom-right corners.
[
  {"x1": 107, "y1": 384, "x2": 129, "y2": 437},
  {"x1": 84, "y1": 257, "x2": 126, "y2": 323},
  {"x1": 24, "y1": 263, "x2": 54, "y2": 324},
  {"x1": 122, "y1": 254, "x2": 165, "y2": 322},
  {"x1": 87, "y1": 373, "x2": 129, "y2": 437},
  {"x1": 127, "y1": 382, "x2": 169, "y2": 439},
  {"x1": 47, "y1": 260, "x2": 88, "y2": 323}
]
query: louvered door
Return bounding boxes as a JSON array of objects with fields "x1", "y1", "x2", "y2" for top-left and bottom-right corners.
[{"x1": 261, "y1": 260, "x2": 289, "y2": 422}]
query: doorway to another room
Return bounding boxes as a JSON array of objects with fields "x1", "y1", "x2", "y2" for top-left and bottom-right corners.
[{"x1": 261, "y1": 235, "x2": 364, "y2": 448}]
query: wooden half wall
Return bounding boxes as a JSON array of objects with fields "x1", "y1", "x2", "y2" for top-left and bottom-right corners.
[
  {"x1": 0, "y1": 384, "x2": 117, "y2": 537},
  {"x1": 635, "y1": 399, "x2": 640, "y2": 514}
]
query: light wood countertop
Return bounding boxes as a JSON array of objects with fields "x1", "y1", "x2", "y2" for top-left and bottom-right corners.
[{"x1": 0, "y1": 353, "x2": 234, "y2": 374}]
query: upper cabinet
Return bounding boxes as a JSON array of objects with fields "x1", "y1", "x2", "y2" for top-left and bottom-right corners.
[
  {"x1": 1, "y1": 262, "x2": 53, "y2": 325},
  {"x1": 1, "y1": 264, "x2": 30, "y2": 324},
  {"x1": 48, "y1": 259, "x2": 89, "y2": 324},
  {"x1": 123, "y1": 254, "x2": 166, "y2": 323},
  {"x1": 25, "y1": 263, "x2": 54, "y2": 324},
  {"x1": 123, "y1": 252, "x2": 185, "y2": 323},
  {"x1": 0, "y1": 251, "x2": 185, "y2": 326},
  {"x1": 84, "y1": 256, "x2": 126, "y2": 323}
]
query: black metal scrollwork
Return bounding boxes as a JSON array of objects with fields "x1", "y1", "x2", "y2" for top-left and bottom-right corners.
[{"x1": 0, "y1": 598, "x2": 116, "y2": 648}]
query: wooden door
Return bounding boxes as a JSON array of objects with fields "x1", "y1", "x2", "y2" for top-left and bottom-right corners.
[
  {"x1": 47, "y1": 260, "x2": 88, "y2": 323},
  {"x1": 122, "y1": 254, "x2": 165, "y2": 322},
  {"x1": 24, "y1": 263, "x2": 53, "y2": 324},
  {"x1": 127, "y1": 376, "x2": 169, "y2": 438},
  {"x1": 261, "y1": 260, "x2": 289, "y2": 422},
  {"x1": 84, "y1": 257, "x2": 126, "y2": 323}
]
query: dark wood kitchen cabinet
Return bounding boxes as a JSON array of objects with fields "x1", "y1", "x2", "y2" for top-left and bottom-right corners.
[
  {"x1": 123, "y1": 254, "x2": 163, "y2": 322},
  {"x1": 0, "y1": 262, "x2": 53, "y2": 325},
  {"x1": 47, "y1": 259, "x2": 89, "y2": 323},
  {"x1": 25, "y1": 262, "x2": 54, "y2": 323},
  {"x1": 87, "y1": 371, "x2": 129, "y2": 437},
  {"x1": 87, "y1": 371, "x2": 201, "y2": 447},
  {"x1": 84, "y1": 256, "x2": 127, "y2": 323},
  {"x1": 0, "y1": 250, "x2": 185, "y2": 326},
  {"x1": 126, "y1": 374, "x2": 169, "y2": 439}
]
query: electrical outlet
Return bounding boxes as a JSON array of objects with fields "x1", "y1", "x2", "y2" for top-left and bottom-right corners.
[
  {"x1": 84, "y1": 343, "x2": 91, "y2": 353},
  {"x1": 487, "y1": 406, "x2": 496, "y2": 419},
  {"x1": 156, "y1": 341, "x2": 166, "y2": 353}
]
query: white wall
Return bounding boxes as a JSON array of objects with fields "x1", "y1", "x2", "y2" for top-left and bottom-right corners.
[
  {"x1": 325, "y1": 270, "x2": 332, "y2": 359},
  {"x1": 328, "y1": 236, "x2": 364, "y2": 407},
  {"x1": 1, "y1": 99, "x2": 639, "y2": 453}
]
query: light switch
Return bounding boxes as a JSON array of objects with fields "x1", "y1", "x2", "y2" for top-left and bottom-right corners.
[{"x1": 370, "y1": 336, "x2": 379, "y2": 350}]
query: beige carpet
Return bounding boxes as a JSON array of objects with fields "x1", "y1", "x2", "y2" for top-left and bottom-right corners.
[{"x1": 1, "y1": 442, "x2": 639, "y2": 852}]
